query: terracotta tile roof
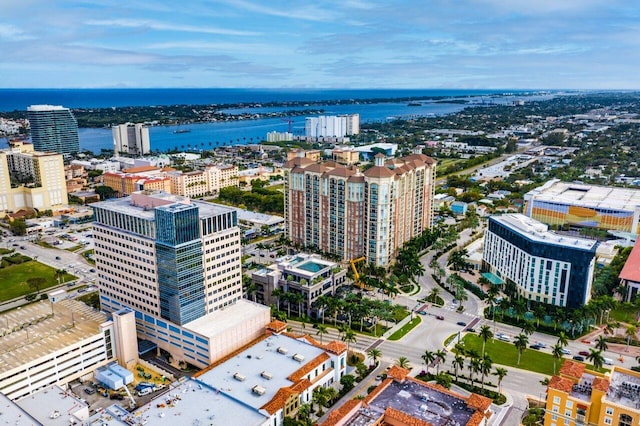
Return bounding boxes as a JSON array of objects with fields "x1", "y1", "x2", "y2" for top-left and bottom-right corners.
[
  {"x1": 284, "y1": 157, "x2": 315, "y2": 168},
  {"x1": 548, "y1": 375, "x2": 574, "y2": 393},
  {"x1": 290, "y1": 378, "x2": 312, "y2": 393},
  {"x1": 384, "y1": 407, "x2": 432, "y2": 426},
  {"x1": 320, "y1": 399, "x2": 363, "y2": 426},
  {"x1": 287, "y1": 353, "x2": 330, "y2": 382},
  {"x1": 122, "y1": 165, "x2": 159, "y2": 173},
  {"x1": 363, "y1": 165, "x2": 396, "y2": 179},
  {"x1": 386, "y1": 365, "x2": 410, "y2": 382},
  {"x1": 559, "y1": 360, "x2": 586, "y2": 379},
  {"x1": 467, "y1": 410, "x2": 489, "y2": 426},
  {"x1": 592, "y1": 377, "x2": 610, "y2": 392},
  {"x1": 261, "y1": 387, "x2": 296, "y2": 415},
  {"x1": 266, "y1": 319, "x2": 288, "y2": 334},
  {"x1": 466, "y1": 393, "x2": 493, "y2": 411},
  {"x1": 619, "y1": 240, "x2": 640, "y2": 282},
  {"x1": 323, "y1": 340, "x2": 347, "y2": 355}
]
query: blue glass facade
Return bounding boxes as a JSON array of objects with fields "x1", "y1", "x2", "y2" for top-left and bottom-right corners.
[
  {"x1": 27, "y1": 106, "x2": 80, "y2": 155},
  {"x1": 488, "y1": 218, "x2": 597, "y2": 309},
  {"x1": 155, "y1": 204, "x2": 206, "y2": 325}
]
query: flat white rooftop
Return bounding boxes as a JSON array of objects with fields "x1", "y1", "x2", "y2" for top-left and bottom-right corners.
[
  {"x1": 129, "y1": 379, "x2": 267, "y2": 426},
  {"x1": 491, "y1": 213, "x2": 598, "y2": 251},
  {"x1": 197, "y1": 333, "x2": 326, "y2": 410},
  {"x1": 0, "y1": 300, "x2": 108, "y2": 374},
  {"x1": 16, "y1": 385, "x2": 87, "y2": 426},
  {"x1": 184, "y1": 299, "x2": 269, "y2": 338},
  {"x1": 0, "y1": 392, "x2": 40, "y2": 424},
  {"x1": 526, "y1": 179, "x2": 640, "y2": 211}
]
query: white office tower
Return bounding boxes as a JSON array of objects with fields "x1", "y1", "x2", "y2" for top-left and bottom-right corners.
[
  {"x1": 112, "y1": 123, "x2": 151, "y2": 156},
  {"x1": 305, "y1": 114, "x2": 360, "y2": 138}
]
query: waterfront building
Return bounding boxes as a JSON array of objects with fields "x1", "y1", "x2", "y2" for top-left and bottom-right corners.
[
  {"x1": 0, "y1": 141, "x2": 68, "y2": 215},
  {"x1": 305, "y1": 114, "x2": 359, "y2": 139},
  {"x1": 112, "y1": 123, "x2": 151, "y2": 156},
  {"x1": 544, "y1": 360, "x2": 640, "y2": 426},
  {"x1": 0, "y1": 300, "x2": 116, "y2": 401},
  {"x1": 251, "y1": 253, "x2": 347, "y2": 317},
  {"x1": 70, "y1": 158, "x2": 121, "y2": 173},
  {"x1": 524, "y1": 179, "x2": 640, "y2": 233},
  {"x1": 27, "y1": 105, "x2": 79, "y2": 156},
  {"x1": 267, "y1": 131, "x2": 293, "y2": 142},
  {"x1": 323, "y1": 365, "x2": 492, "y2": 426},
  {"x1": 91, "y1": 190, "x2": 269, "y2": 367},
  {"x1": 483, "y1": 214, "x2": 597, "y2": 308},
  {"x1": 284, "y1": 148, "x2": 436, "y2": 267}
]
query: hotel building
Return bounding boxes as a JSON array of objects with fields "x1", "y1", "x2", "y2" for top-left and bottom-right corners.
[
  {"x1": 284, "y1": 149, "x2": 436, "y2": 267},
  {"x1": 27, "y1": 105, "x2": 79, "y2": 156},
  {"x1": 545, "y1": 360, "x2": 640, "y2": 426},
  {"x1": 524, "y1": 179, "x2": 640, "y2": 233},
  {"x1": 0, "y1": 141, "x2": 68, "y2": 215},
  {"x1": 483, "y1": 214, "x2": 597, "y2": 308},
  {"x1": 112, "y1": 123, "x2": 151, "y2": 156},
  {"x1": 92, "y1": 191, "x2": 270, "y2": 367}
]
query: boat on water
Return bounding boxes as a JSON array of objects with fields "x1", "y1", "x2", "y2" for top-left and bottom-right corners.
[
  {"x1": 407, "y1": 102, "x2": 422, "y2": 107},
  {"x1": 173, "y1": 129, "x2": 191, "y2": 134}
]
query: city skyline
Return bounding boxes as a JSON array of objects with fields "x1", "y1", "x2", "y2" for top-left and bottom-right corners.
[{"x1": 1, "y1": 1, "x2": 639, "y2": 89}]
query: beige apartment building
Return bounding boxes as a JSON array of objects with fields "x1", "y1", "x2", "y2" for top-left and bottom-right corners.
[
  {"x1": 284, "y1": 148, "x2": 436, "y2": 267},
  {"x1": 0, "y1": 141, "x2": 68, "y2": 215}
]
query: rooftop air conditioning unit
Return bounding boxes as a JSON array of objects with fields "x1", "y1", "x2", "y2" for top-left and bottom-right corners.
[
  {"x1": 233, "y1": 373, "x2": 246, "y2": 382},
  {"x1": 277, "y1": 347, "x2": 288, "y2": 354},
  {"x1": 261, "y1": 371, "x2": 273, "y2": 380},
  {"x1": 252, "y1": 385, "x2": 266, "y2": 396},
  {"x1": 293, "y1": 353, "x2": 305, "y2": 363}
]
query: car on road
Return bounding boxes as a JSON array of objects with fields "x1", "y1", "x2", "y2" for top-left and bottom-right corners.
[
  {"x1": 89, "y1": 268, "x2": 95, "y2": 273},
  {"x1": 578, "y1": 351, "x2": 590, "y2": 356},
  {"x1": 604, "y1": 358, "x2": 614, "y2": 365},
  {"x1": 456, "y1": 321, "x2": 467, "y2": 327},
  {"x1": 572, "y1": 355, "x2": 585, "y2": 362},
  {"x1": 55, "y1": 256, "x2": 61, "y2": 260},
  {"x1": 20, "y1": 246, "x2": 25, "y2": 249},
  {"x1": 435, "y1": 315, "x2": 445, "y2": 320},
  {"x1": 530, "y1": 344, "x2": 542, "y2": 350},
  {"x1": 560, "y1": 348, "x2": 571, "y2": 355},
  {"x1": 417, "y1": 310, "x2": 427, "y2": 315},
  {"x1": 496, "y1": 334, "x2": 511, "y2": 342},
  {"x1": 535, "y1": 342, "x2": 547, "y2": 348}
]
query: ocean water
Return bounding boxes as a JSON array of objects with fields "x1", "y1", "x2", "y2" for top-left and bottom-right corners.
[{"x1": 0, "y1": 88, "x2": 540, "y2": 153}]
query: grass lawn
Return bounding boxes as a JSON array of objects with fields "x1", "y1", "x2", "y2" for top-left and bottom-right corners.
[
  {"x1": 0, "y1": 260, "x2": 76, "y2": 302},
  {"x1": 609, "y1": 304, "x2": 639, "y2": 323},
  {"x1": 460, "y1": 334, "x2": 608, "y2": 376},
  {"x1": 388, "y1": 316, "x2": 422, "y2": 341},
  {"x1": 0, "y1": 248, "x2": 13, "y2": 255}
]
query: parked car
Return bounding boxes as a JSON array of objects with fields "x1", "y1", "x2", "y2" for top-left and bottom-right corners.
[
  {"x1": 578, "y1": 351, "x2": 590, "y2": 356},
  {"x1": 137, "y1": 387, "x2": 153, "y2": 397},
  {"x1": 84, "y1": 388, "x2": 95, "y2": 395},
  {"x1": 110, "y1": 393, "x2": 124, "y2": 400},
  {"x1": 560, "y1": 348, "x2": 571, "y2": 355},
  {"x1": 572, "y1": 355, "x2": 585, "y2": 362},
  {"x1": 417, "y1": 310, "x2": 427, "y2": 315}
]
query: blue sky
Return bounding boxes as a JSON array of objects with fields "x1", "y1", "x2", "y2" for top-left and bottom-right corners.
[{"x1": 1, "y1": 0, "x2": 638, "y2": 89}]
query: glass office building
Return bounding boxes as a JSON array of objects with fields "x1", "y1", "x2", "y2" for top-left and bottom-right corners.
[{"x1": 27, "y1": 105, "x2": 79, "y2": 156}]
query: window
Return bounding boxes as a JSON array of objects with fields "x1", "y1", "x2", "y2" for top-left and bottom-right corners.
[
  {"x1": 565, "y1": 400, "x2": 573, "y2": 409},
  {"x1": 619, "y1": 414, "x2": 633, "y2": 426},
  {"x1": 553, "y1": 396, "x2": 561, "y2": 404},
  {"x1": 606, "y1": 408, "x2": 613, "y2": 415},
  {"x1": 605, "y1": 417, "x2": 612, "y2": 425}
]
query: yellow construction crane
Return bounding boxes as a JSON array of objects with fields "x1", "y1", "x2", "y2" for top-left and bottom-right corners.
[{"x1": 350, "y1": 256, "x2": 366, "y2": 289}]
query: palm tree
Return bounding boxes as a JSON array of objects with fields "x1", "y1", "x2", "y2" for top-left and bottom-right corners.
[
  {"x1": 595, "y1": 335, "x2": 608, "y2": 352},
  {"x1": 422, "y1": 350, "x2": 436, "y2": 374},
  {"x1": 514, "y1": 333, "x2": 529, "y2": 365},
  {"x1": 434, "y1": 349, "x2": 447, "y2": 375},
  {"x1": 453, "y1": 355, "x2": 465, "y2": 381},
  {"x1": 587, "y1": 349, "x2": 604, "y2": 370},
  {"x1": 367, "y1": 348, "x2": 382, "y2": 367},
  {"x1": 521, "y1": 320, "x2": 535, "y2": 336},
  {"x1": 470, "y1": 357, "x2": 481, "y2": 388},
  {"x1": 316, "y1": 324, "x2": 328, "y2": 344},
  {"x1": 552, "y1": 343, "x2": 564, "y2": 375},
  {"x1": 557, "y1": 331, "x2": 569, "y2": 348},
  {"x1": 312, "y1": 387, "x2": 328, "y2": 416},
  {"x1": 625, "y1": 323, "x2": 638, "y2": 351},
  {"x1": 396, "y1": 356, "x2": 411, "y2": 370},
  {"x1": 479, "y1": 325, "x2": 493, "y2": 357},
  {"x1": 493, "y1": 367, "x2": 508, "y2": 394},
  {"x1": 480, "y1": 355, "x2": 493, "y2": 390},
  {"x1": 427, "y1": 287, "x2": 441, "y2": 304},
  {"x1": 342, "y1": 329, "x2": 357, "y2": 353}
]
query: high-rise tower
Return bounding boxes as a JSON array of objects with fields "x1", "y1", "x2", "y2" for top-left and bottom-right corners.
[
  {"x1": 27, "y1": 105, "x2": 79, "y2": 156},
  {"x1": 112, "y1": 123, "x2": 150, "y2": 156}
]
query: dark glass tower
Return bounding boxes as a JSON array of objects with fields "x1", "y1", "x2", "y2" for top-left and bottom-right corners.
[
  {"x1": 27, "y1": 105, "x2": 80, "y2": 156},
  {"x1": 155, "y1": 203, "x2": 206, "y2": 325}
]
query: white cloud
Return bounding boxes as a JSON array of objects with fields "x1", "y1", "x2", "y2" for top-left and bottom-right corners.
[
  {"x1": 0, "y1": 23, "x2": 33, "y2": 41},
  {"x1": 85, "y1": 18, "x2": 260, "y2": 36}
]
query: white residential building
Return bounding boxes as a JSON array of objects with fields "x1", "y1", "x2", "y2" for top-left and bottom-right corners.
[
  {"x1": 305, "y1": 114, "x2": 360, "y2": 139},
  {"x1": 112, "y1": 123, "x2": 151, "y2": 156}
]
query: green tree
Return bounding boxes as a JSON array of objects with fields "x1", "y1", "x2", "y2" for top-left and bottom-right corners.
[
  {"x1": 557, "y1": 331, "x2": 569, "y2": 348},
  {"x1": 367, "y1": 348, "x2": 382, "y2": 367},
  {"x1": 587, "y1": 349, "x2": 604, "y2": 370},
  {"x1": 422, "y1": 350, "x2": 436, "y2": 374},
  {"x1": 479, "y1": 325, "x2": 493, "y2": 357},
  {"x1": 513, "y1": 333, "x2": 529, "y2": 365},
  {"x1": 27, "y1": 277, "x2": 46, "y2": 295},
  {"x1": 595, "y1": 335, "x2": 608, "y2": 352},
  {"x1": 435, "y1": 372, "x2": 452, "y2": 389},
  {"x1": 95, "y1": 185, "x2": 117, "y2": 200},
  {"x1": 453, "y1": 354, "x2": 465, "y2": 382},
  {"x1": 494, "y1": 367, "x2": 508, "y2": 394},
  {"x1": 480, "y1": 355, "x2": 493, "y2": 390},
  {"x1": 340, "y1": 374, "x2": 356, "y2": 393},
  {"x1": 396, "y1": 356, "x2": 411, "y2": 370},
  {"x1": 552, "y1": 343, "x2": 564, "y2": 375},
  {"x1": 626, "y1": 323, "x2": 638, "y2": 350},
  {"x1": 434, "y1": 349, "x2": 447, "y2": 375},
  {"x1": 342, "y1": 329, "x2": 357, "y2": 353},
  {"x1": 316, "y1": 324, "x2": 328, "y2": 344}
]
